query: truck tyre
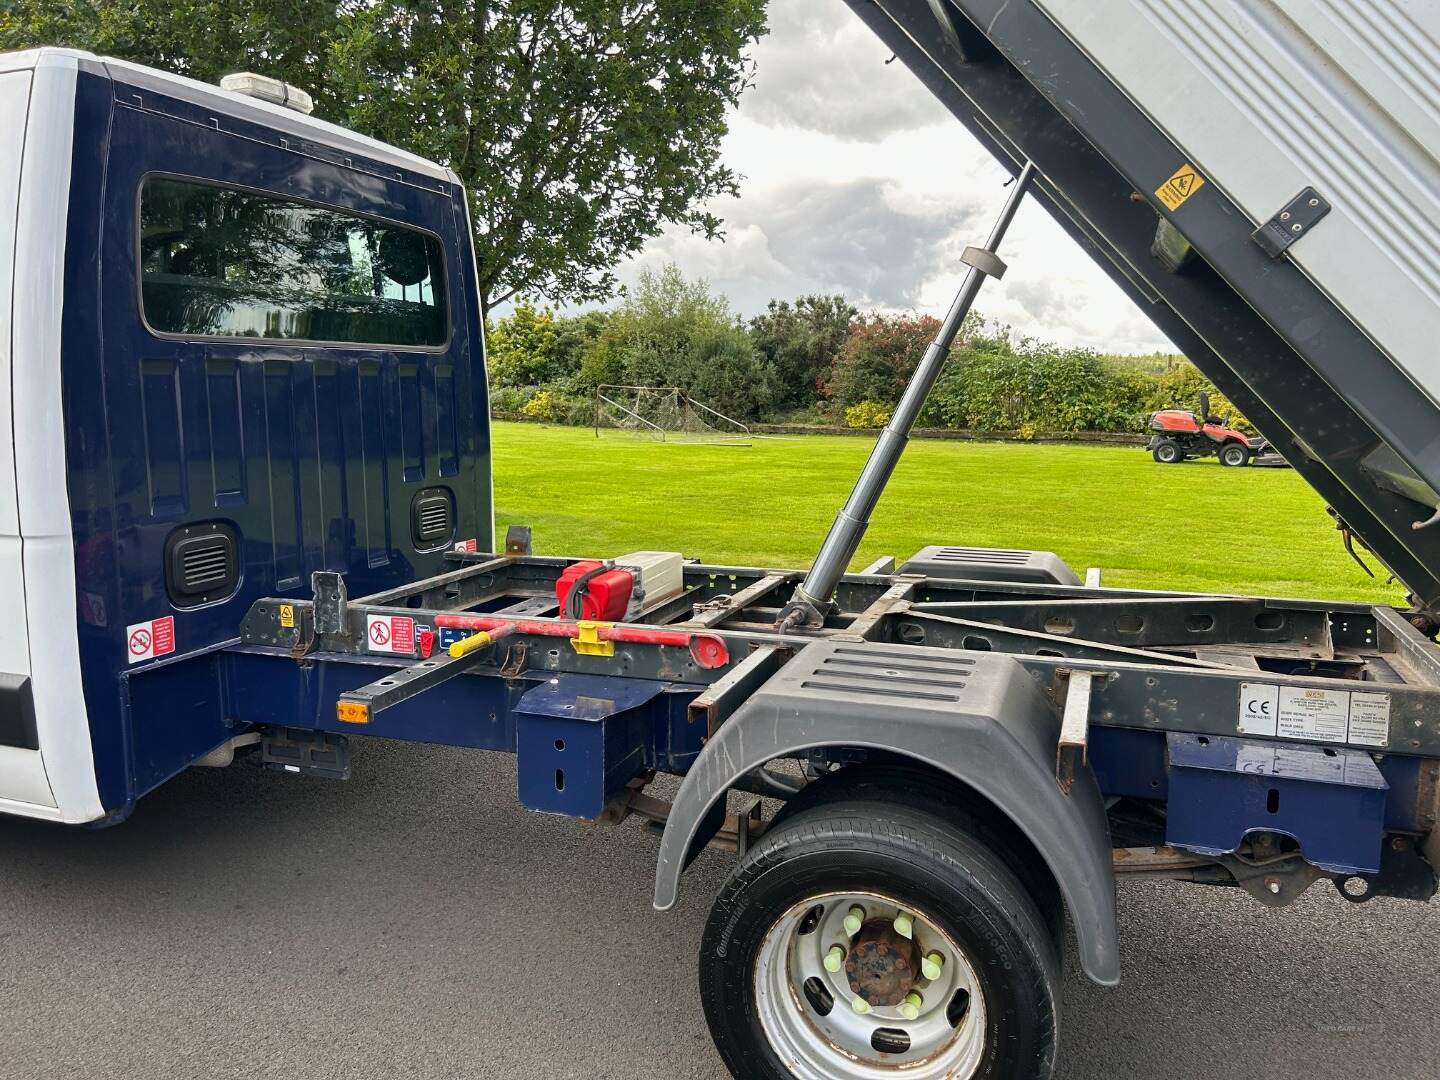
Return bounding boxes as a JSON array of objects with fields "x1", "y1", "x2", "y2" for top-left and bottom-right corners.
[
  {"x1": 700, "y1": 799, "x2": 1060, "y2": 1080},
  {"x1": 1219, "y1": 442, "x2": 1249, "y2": 467},
  {"x1": 1151, "y1": 439, "x2": 1182, "y2": 463},
  {"x1": 770, "y1": 762, "x2": 1064, "y2": 941}
]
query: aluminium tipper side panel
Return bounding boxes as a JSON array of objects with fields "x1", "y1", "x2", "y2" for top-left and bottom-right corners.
[
  {"x1": 848, "y1": 0, "x2": 1440, "y2": 603},
  {"x1": 1034, "y1": 0, "x2": 1440, "y2": 433}
]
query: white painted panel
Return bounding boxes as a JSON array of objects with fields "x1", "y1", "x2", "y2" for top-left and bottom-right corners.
[
  {"x1": 0, "y1": 747, "x2": 57, "y2": 807},
  {"x1": 1035, "y1": 0, "x2": 1440, "y2": 408},
  {"x1": 0, "y1": 69, "x2": 29, "y2": 680},
  {"x1": 11, "y1": 54, "x2": 100, "y2": 822}
]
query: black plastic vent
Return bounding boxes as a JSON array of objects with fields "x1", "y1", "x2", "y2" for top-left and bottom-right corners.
[
  {"x1": 0, "y1": 674, "x2": 38, "y2": 750},
  {"x1": 165, "y1": 522, "x2": 239, "y2": 606},
  {"x1": 411, "y1": 488, "x2": 454, "y2": 549}
]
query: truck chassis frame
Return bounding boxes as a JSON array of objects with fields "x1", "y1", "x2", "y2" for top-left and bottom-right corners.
[{"x1": 220, "y1": 544, "x2": 1440, "y2": 943}]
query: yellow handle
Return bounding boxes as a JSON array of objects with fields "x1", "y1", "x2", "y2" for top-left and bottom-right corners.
[{"x1": 448, "y1": 631, "x2": 492, "y2": 658}]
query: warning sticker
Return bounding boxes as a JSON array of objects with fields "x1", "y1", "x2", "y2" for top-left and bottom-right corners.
[
  {"x1": 1235, "y1": 683, "x2": 1391, "y2": 747},
  {"x1": 455, "y1": 538, "x2": 478, "y2": 554},
  {"x1": 366, "y1": 614, "x2": 417, "y2": 655},
  {"x1": 279, "y1": 604, "x2": 296, "y2": 629},
  {"x1": 1155, "y1": 163, "x2": 1206, "y2": 211},
  {"x1": 126, "y1": 615, "x2": 176, "y2": 665},
  {"x1": 1347, "y1": 691, "x2": 1392, "y2": 747}
]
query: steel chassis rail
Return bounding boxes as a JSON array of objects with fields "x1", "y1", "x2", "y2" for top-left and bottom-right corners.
[{"x1": 235, "y1": 550, "x2": 1440, "y2": 761}]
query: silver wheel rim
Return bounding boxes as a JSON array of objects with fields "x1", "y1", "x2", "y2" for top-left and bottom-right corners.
[
  {"x1": 1158, "y1": 445, "x2": 1176, "y2": 461},
  {"x1": 753, "y1": 891, "x2": 987, "y2": 1080}
]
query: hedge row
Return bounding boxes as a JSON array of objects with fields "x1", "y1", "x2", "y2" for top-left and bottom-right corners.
[{"x1": 486, "y1": 264, "x2": 1251, "y2": 436}]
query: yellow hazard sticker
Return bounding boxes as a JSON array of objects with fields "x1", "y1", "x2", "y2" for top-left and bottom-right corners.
[
  {"x1": 1155, "y1": 164, "x2": 1205, "y2": 211},
  {"x1": 279, "y1": 604, "x2": 295, "y2": 628}
]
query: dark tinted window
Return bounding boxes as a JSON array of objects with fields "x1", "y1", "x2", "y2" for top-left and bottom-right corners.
[{"x1": 139, "y1": 177, "x2": 447, "y2": 347}]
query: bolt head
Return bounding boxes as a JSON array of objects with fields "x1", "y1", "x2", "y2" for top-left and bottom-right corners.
[
  {"x1": 1266, "y1": 878, "x2": 1282, "y2": 894},
  {"x1": 1291, "y1": 223, "x2": 1303, "y2": 233}
]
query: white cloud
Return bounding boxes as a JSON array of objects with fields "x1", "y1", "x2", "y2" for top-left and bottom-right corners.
[{"x1": 601, "y1": 0, "x2": 1175, "y2": 355}]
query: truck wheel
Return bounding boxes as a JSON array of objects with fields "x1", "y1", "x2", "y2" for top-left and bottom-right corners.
[
  {"x1": 1219, "y1": 443, "x2": 1249, "y2": 467},
  {"x1": 770, "y1": 763, "x2": 1064, "y2": 941},
  {"x1": 700, "y1": 799, "x2": 1059, "y2": 1080},
  {"x1": 1151, "y1": 439, "x2": 1182, "y2": 463}
]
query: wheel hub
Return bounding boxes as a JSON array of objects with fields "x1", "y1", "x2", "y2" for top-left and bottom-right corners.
[{"x1": 844, "y1": 920, "x2": 918, "y2": 1006}]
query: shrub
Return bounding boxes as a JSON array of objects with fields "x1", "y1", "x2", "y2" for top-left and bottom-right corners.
[
  {"x1": 520, "y1": 389, "x2": 562, "y2": 422},
  {"x1": 844, "y1": 401, "x2": 892, "y2": 428},
  {"x1": 825, "y1": 313, "x2": 941, "y2": 408},
  {"x1": 677, "y1": 324, "x2": 771, "y2": 423},
  {"x1": 749, "y1": 295, "x2": 855, "y2": 409},
  {"x1": 489, "y1": 385, "x2": 530, "y2": 416}
]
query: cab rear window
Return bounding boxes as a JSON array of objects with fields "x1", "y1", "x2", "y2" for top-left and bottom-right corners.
[{"x1": 138, "y1": 177, "x2": 447, "y2": 347}]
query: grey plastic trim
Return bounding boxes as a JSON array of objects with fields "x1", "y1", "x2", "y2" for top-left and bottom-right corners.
[{"x1": 653, "y1": 645, "x2": 1120, "y2": 985}]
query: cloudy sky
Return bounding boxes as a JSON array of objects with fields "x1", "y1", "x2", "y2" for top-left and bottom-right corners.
[{"x1": 609, "y1": 1, "x2": 1173, "y2": 354}]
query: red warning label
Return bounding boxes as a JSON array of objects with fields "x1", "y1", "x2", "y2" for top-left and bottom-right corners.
[
  {"x1": 366, "y1": 614, "x2": 417, "y2": 654},
  {"x1": 126, "y1": 616, "x2": 176, "y2": 665}
]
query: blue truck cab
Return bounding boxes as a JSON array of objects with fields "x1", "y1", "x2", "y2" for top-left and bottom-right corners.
[{"x1": 0, "y1": 48, "x2": 492, "y2": 824}]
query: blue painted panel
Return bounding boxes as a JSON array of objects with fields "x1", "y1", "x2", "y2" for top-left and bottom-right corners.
[
  {"x1": 1089, "y1": 726, "x2": 1168, "y2": 800},
  {"x1": 59, "y1": 65, "x2": 492, "y2": 811},
  {"x1": 1166, "y1": 732, "x2": 1388, "y2": 874}
]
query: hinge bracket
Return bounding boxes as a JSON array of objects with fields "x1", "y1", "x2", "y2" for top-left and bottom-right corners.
[{"x1": 1252, "y1": 187, "x2": 1330, "y2": 258}]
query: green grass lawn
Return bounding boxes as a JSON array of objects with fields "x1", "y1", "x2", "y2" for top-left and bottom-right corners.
[{"x1": 491, "y1": 421, "x2": 1403, "y2": 604}]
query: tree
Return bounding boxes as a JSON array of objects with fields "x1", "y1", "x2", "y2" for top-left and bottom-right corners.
[
  {"x1": 0, "y1": 0, "x2": 768, "y2": 317},
  {"x1": 586, "y1": 263, "x2": 731, "y2": 387},
  {"x1": 748, "y1": 294, "x2": 855, "y2": 409},
  {"x1": 579, "y1": 263, "x2": 768, "y2": 418},
  {"x1": 485, "y1": 300, "x2": 561, "y2": 387},
  {"x1": 552, "y1": 310, "x2": 610, "y2": 382},
  {"x1": 678, "y1": 323, "x2": 770, "y2": 423},
  {"x1": 0, "y1": 2, "x2": 349, "y2": 115}
]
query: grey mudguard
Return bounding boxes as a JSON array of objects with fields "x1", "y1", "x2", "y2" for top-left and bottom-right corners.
[{"x1": 653, "y1": 640, "x2": 1120, "y2": 986}]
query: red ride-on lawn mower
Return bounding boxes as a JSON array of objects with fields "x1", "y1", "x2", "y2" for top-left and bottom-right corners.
[{"x1": 1146, "y1": 392, "x2": 1266, "y2": 466}]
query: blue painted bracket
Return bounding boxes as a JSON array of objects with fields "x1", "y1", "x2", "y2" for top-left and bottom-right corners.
[
  {"x1": 514, "y1": 674, "x2": 671, "y2": 819},
  {"x1": 1166, "y1": 732, "x2": 1389, "y2": 875}
]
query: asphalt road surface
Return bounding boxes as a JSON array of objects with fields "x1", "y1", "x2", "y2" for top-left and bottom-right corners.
[{"x1": 2, "y1": 740, "x2": 1437, "y2": 1080}]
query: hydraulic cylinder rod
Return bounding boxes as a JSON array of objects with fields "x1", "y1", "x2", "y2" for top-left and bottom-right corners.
[{"x1": 778, "y1": 162, "x2": 1037, "y2": 630}]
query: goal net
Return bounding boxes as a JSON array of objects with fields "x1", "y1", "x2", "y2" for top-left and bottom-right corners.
[{"x1": 593, "y1": 385, "x2": 750, "y2": 444}]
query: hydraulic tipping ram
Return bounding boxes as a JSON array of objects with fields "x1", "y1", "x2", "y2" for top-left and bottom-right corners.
[{"x1": 777, "y1": 161, "x2": 1037, "y2": 630}]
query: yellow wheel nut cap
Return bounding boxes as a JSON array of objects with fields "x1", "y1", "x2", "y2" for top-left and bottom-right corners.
[
  {"x1": 824, "y1": 945, "x2": 846, "y2": 973},
  {"x1": 922, "y1": 952, "x2": 944, "y2": 980},
  {"x1": 851, "y1": 996, "x2": 871, "y2": 1015},
  {"x1": 894, "y1": 912, "x2": 914, "y2": 939},
  {"x1": 843, "y1": 906, "x2": 865, "y2": 936}
]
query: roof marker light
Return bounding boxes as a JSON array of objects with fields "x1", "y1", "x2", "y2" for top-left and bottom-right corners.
[{"x1": 219, "y1": 72, "x2": 314, "y2": 115}]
